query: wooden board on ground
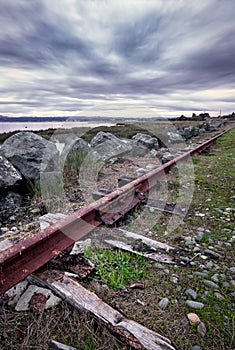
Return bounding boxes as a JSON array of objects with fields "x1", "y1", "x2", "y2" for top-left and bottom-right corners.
[
  {"x1": 146, "y1": 199, "x2": 185, "y2": 216},
  {"x1": 30, "y1": 274, "x2": 176, "y2": 350},
  {"x1": 116, "y1": 228, "x2": 175, "y2": 252},
  {"x1": 104, "y1": 239, "x2": 175, "y2": 264}
]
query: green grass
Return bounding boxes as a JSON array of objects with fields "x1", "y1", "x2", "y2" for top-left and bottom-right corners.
[
  {"x1": 64, "y1": 151, "x2": 87, "y2": 176},
  {"x1": 84, "y1": 247, "x2": 147, "y2": 290}
]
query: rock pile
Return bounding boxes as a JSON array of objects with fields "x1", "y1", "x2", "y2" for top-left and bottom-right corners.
[{"x1": 0, "y1": 132, "x2": 59, "y2": 222}]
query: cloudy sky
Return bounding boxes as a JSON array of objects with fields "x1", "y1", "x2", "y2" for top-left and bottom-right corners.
[{"x1": 0, "y1": 0, "x2": 235, "y2": 118}]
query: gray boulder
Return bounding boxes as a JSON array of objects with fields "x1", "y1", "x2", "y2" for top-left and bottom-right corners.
[
  {"x1": 127, "y1": 140, "x2": 149, "y2": 157},
  {"x1": 0, "y1": 155, "x2": 22, "y2": 188},
  {"x1": 161, "y1": 152, "x2": 174, "y2": 164},
  {"x1": 90, "y1": 132, "x2": 132, "y2": 162},
  {"x1": 64, "y1": 137, "x2": 90, "y2": 155},
  {"x1": 178, "y1": 126, "x2": 199, "y2": 140},
  {"x1": 91, "y1": 131, "x2": 119, "y2": 147},
  {"x1": 0, "y1": 132, "x2": 59, "y2": 182},
  {"x1": 131, "y1": 133, "x2": 159, "y2": 150},
  {"x1": 167, "y1": 131, "x2": 183, "y2": 144},
  {"x1": 208, "y1": 119, "x2": 224, "y2": 131}
]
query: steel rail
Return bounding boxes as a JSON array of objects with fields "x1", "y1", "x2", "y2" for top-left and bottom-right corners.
[{"x1": 0, "y1": 129, "x2": 230, "y2": 294}]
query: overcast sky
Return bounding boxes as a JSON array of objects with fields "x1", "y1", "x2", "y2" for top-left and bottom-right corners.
[{"x1": 0, "y1": 0, "x2": 235, "y2": 118}]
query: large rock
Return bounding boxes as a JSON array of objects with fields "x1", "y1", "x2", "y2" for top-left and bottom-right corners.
[
  {"x1": 91, "y1": 131, "x2": 119, "y2": 147},
  {"x1": 167, "y1": 131, "x2": 183, "y2": 144},
  {"x1": 63, "y1": 137, "x2": 90, "y2": 156},
  {"x1": 161, "y1": 152, "x2": 174, "y2": 164},
  {"x1": 178, "y1": 126, "x2": 199, "y2": 139},
  {"x1": 0, "y1": 155, "x2": 22, "y2": 188},
  {"x1": 0, "y1": 132, "x2": 59, "y2": 182},
  {"x1": 131, "y1": 133, "x2": 159, "y2": 150},
  {"x1": 208, "y1": 119, "x2": 224, "y2": 131},
  {"x1": 127, "y1": 140, "x2": 150, "y2": 157},
  {"x1": 90, "y1": 132, "x2": 132, "y2": 162}
]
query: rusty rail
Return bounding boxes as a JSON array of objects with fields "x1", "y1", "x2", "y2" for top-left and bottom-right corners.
[{"x1": 0, "y1": 129, "x2": 229, "y2": 294}]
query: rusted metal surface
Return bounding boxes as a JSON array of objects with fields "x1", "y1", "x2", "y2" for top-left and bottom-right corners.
[
  {"x1": 0, "y1": 129, "x2": 229, "y2": 294},
  {"x1": 0, "y1": 207, "x2": 101, "y2": 294}
]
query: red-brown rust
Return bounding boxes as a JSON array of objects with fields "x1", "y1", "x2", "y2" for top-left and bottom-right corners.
[{"x1": 0, "y1": 129, "x2": 229, "y2": 294}]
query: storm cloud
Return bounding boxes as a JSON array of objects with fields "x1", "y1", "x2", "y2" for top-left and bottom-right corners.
[{"x1": 0, "y1": 0, "x2": 235, "y2": 118}]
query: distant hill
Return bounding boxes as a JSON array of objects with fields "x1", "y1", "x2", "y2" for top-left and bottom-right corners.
[{"x1": 0, "y1": 115, "x2": 177, "y2": 123}]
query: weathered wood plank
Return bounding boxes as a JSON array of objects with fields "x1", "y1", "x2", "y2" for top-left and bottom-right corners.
[
  {"x1": 31, "y1": 274, "x2": 176, "y2": 350},
  {"x1": 49, "y1": 340, "x2": 78, "y2": 350},
  {"x1": 146, "y1": 200, "x2": 184, "y2": 216},
  {"x1": 104, "y1": 239, "x2": 175, "y2": 264},
  {"x1": 117, "y1": 228, "x2": 175, "y2": 252}
]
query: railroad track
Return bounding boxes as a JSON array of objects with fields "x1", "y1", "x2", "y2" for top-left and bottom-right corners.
[
  {"x1": 0, "y1": 129, "x2": 229, "y2": 295},
  {"x1": 0, "y1": 128, "x2": 232, "y2": 350}
]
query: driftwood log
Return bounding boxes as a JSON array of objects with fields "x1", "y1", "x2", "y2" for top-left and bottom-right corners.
[{"x1": 29, "y1": 273, "x2": 176, "y2": 350}]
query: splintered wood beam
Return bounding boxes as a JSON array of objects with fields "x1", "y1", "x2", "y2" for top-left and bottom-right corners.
[
  {"x1": 30, "y1": 274, "x2": 176, "y2": 350},
  {"x1": 104, "y1": 239, "x2": 175, "y2": 264},
  {"x1": 117, "y1": 228, "x2": 175, "y2": 252}
]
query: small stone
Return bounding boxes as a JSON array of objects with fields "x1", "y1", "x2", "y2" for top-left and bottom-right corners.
[
  {"x1": 200, "y1": 255, "x2": 208, "y2": 260},
  {"x1": 186, "y1": 301, "x2": 204, "y2": 309},
  {"x1": 203, "y1": 280, "x2": 219, "y2": 289},
  {"x1": 191, "y1": 346, "x2": 202, "y2": 350},
  {"x1": 5, "y1": 281, "x2": 28, "y2": 305},
  {"x1": 229, "y1": 267, "x2": 235, "y2": 273},
  {"x1": 15, "y1": 285, "x2": 61, "y2": 311},
  {"x1": 136, "y1": 168, "x2": 146, "y2": 177},
  {"x1": 195, "y1": 232, "x2": 204, "y2": 242},
  {"x1": 30, "y1": 208, "x2": 41, "y2": 214},
  {"x1": 223, "y1": 282, "x2": 230, "y2": 288},
  {"x1": 205, "y1": 261, "x2": 213, "y2": 269},
  {"x1": 211, "y1": 274, "x2": 219, "y2": 283},
  {"x1": 0, "y1": 227, "x2": 8, "y2": 233},
  {"x1": 154, "y1": 263, "x2": 164, "y2": 269},
  {"x1": 158, "y1": 297, "x2": 169, "y2": 310},
  {"x1": 214, "y1": 292, "x2": 225, "y2": 301},
  {"x1": 185, "y1": 237, "x2": 195, "y2": 247},
  {"x1": 185, "y1": 289, "x2": 198, "y2": 300},
  {"x1": 187, "y1": 312, "x2": 201, "y2": 325},
  {"x1": 193, "y1": 271, "x2": 208, "y2": 278},
  {"x1": 180, "y1": 256, "x2": 190, "y2": 263},
  {"x1": 172, "y1": 276, "x2": 178, "y2": 284},
  {"x1": 193, "y1": 247, "x2": 201, "y2": 253},
  {"x1": 70, "y1": 239, "x2": 92, "y2": 255},
  {"x1": 204, "y1": 249, "x2": 221, "y2": 259},
  {"x1": 197, "y1": 322, "x2": 207, "y2": 337}
]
